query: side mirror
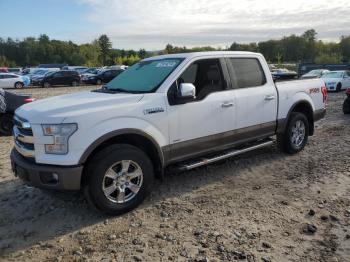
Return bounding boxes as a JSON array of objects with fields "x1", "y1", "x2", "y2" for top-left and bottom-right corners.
[{"x1": 178, "y1": 83, "x2": 196, "y2": 100}]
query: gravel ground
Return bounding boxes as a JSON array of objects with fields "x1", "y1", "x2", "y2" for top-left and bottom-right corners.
[{"x1": 0, "y1": 86, "x2": 349, "y2": 262}]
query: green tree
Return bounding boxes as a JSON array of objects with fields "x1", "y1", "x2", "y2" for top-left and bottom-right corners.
[{"x1": 98, "y1": 34, "x2": 112, "y2": 66}]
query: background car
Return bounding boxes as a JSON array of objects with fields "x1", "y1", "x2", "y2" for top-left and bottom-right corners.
[
  {"x1": 0, "y1": 73, "x2": 30, "y2": 88},
  {"x1": 7, "y1": 68, "x2": 22, "y2": 74},
  {"x1": 321, "y1": 70, "x2": 350, "y2": 91},
  {"x1": 82, "y1": 69, "x2": 124, "y2": 85},
  {"x1": 300, "y1": 69, "x2": 330, "y2": 79},
  {"x1": 0, "y1": 67, "x2": 8, "y2": 73},
  {"x1": 271, "y1": 68, "x2": 298, "y2": 80},
  {"x1": 343, "y1": 88, "x2": 350, "y2": 114},
  {"x1": 0, "y1": 88, "x2": 34, "y2": 135},
  {"x1": 40, "y1": 70, "x2": 80, "y2": 87}
]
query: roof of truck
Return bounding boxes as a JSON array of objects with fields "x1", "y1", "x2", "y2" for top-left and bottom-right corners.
[{"x1": 144, "y1": 51, "x2": 259, "y2": 61}]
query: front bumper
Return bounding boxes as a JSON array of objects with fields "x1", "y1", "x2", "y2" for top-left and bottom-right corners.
[{"x1": 11, "y1": 149, "x2": 83, "y2": 191}]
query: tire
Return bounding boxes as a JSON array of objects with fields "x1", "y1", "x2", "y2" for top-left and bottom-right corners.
[
  {"x1": 14, "y1": 82, "x2": 24, "y2": 89},
  {"x1": 336, "y1": 83, "x2": 342, "y2": 92},
  {"x1": 43, "y1": 82, "x2": 50, "y2": 88},
  {"x1": 277, "y1": 112, "x2": 309, "y2": 154},
  {"x1": 71, "y1": 80, "x2": 79, "y2": 87},
  {"x1": 96, "y1": 79, "x2": 102, "y2": 85},
  {"x1": 0, "y1": 113, "x2": 14, "y2": 136},
  {"x1": 343, "y1": 97, "x2": 350, "y2": 114},
  {"x1": 85, "y1": 144, "x2": 154, "y2": 215}
]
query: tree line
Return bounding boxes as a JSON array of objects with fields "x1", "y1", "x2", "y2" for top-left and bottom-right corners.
[{"x1": 0, "y1": 29, "x2": 350, "y2": 67}]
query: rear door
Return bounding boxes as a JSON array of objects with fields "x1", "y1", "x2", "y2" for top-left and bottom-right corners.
[{"x1": 226, "y1": 56, "x2": 277, "y2": 138}]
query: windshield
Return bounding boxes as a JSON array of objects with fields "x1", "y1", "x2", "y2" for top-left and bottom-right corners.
[
  {"x1": 45, "y1": 71, "x2": 56, "y2": 76},
  {"x1": 306, "y1": 70, "x2": 322, "y2": 76},
  {"x1": 36, "y1": 70, "x2": 48, "y2": 75},
  {"x1": 322, "y1": 71, "x2": 343, "y2": 78},
  {"x1": 106, "y1": 58, "x2": 184, "y2": 93}
]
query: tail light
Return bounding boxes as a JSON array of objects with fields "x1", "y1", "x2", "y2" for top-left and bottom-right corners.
[
  {"x1": 24, "y1": 98, "x2": 35, "y2": 103},
  {"x1": 321, "y1": 86, "x2": 327, "y2": 104}
]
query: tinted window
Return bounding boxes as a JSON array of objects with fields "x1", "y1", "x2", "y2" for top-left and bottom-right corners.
[
  {"x1": 63, "y1": 71, "x2": 73, "y2": 76},
  {"x1": 228, "y1": 58, "x2": 266, "y2": 88},
  {"x1": 54, "y1": 72, "x2": 64, "y2": 77},
  {"x1": 3, "y1": 74, "x2": 18, "y2": 79}
]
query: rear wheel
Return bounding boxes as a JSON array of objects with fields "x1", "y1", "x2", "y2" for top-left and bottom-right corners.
[
  {"x1": 0, "y1": 113, "x2": 14, "y2": 136},
  {"x1": 343, "y1": 97, "x2": 350, "y2": 114},
  {"x1": 336, "y1": 83, "x2": 342, "y2": 92},
  {"x1": 96, "y1": 79, "x2": 102, "y2": 85},
  {"x1": 71, "y1": 80, "x2": 79, "y2": 87},
  {"x1": 277, "y1": 112, "x2": 309, "y2": 154},
  {"x1": 14, "y1": 82, "x2": 24, "y2": 89},
  {"x1": 85, "y1": 144, "x2": 154, "y2": 215}
]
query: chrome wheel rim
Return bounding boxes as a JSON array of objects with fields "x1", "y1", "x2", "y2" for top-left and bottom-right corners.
[
  {"x1": 15, "y1": 83, "x2": 22, "y2": 88},
  {"x1": 102, "y1": 160, "x2": 143, "y2": 204},
  {"x1": 291, "y1": 120, "x2": 305, "y2": 147}
]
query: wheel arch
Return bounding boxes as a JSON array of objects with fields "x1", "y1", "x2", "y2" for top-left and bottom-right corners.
[
  {"x1": 279, "y1": 100, "x2": 315, "y2": 136},
  {"x1": 80, "y1": 129, "x2": 165, "y2": 185}
]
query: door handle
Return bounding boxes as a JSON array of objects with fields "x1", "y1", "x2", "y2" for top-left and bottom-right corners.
[
  {"x1": 221, "y1": 102, "x2": 234, "y2": 108},
  {"x1": 265, "y1": 95, "x2": 275, "y2": 101}
]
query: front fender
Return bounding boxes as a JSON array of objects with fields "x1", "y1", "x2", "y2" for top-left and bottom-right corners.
[{"x1": 35, "y1": 117, "x2": 167, "y2": 166}]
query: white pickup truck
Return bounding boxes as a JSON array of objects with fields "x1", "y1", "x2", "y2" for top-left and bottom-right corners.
[{"x1": 11, "y1": 51, "x2": 327, "y2": 214}]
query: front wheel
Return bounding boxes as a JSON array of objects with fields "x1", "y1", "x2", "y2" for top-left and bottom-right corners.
[
  {"x1": 71, "y1": 80, "x2": 79, "y2": 87},
  {"x1": 96, "y1": 79, "x2": 102, "y2": 85},
  {"x1": 336, "y1": 83, "x2": 342, "y2": 92},
  {"x1": 343, "y1": 97, "x2": 350, "y2": 114},
  {"x1": 85, "y1": 144, "x2": 154, "y2": 215},
  {"x1": 277, "y1": 112, "x2": 309, "y2": 154},
  {"x1": 0, "y1": 113, "x2": 14, "y2": 136},
  {"x1": 43, "y1": 82, "x2": 50, "y2": 88}
]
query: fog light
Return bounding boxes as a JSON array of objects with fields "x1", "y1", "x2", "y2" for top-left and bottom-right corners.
[{"x1": 39, "y1": 172, "x2": 59, "y2": 185}]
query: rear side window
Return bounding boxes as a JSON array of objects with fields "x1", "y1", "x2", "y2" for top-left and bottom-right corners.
[{"x1": 227, "y1": 58, "x2": 266, "y2": 88}]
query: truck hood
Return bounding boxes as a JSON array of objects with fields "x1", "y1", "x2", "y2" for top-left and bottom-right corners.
[{"x1": 16, "y1": 91, "x2": 144, "y2": 124}]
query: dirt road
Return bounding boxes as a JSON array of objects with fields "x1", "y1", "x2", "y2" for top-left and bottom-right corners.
[{"x1": 0, "y1": 86, "x2": 349, "y2": 262}]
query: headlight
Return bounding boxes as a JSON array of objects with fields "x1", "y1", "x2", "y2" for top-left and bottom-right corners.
[{"x1": 42, "y1": 123, "x2": 77, "y2": 155}]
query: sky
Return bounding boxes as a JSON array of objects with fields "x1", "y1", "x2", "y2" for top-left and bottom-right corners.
[{"x1": 1, "y1": 0, "x2": 350, "y2": 50}]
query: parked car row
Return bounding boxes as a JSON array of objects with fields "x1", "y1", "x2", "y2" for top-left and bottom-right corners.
[
  {"x1": 0, "y1": 65, "x2": 127, "y2": 88},
  {"x1": 271, "y1": 66, "x2": 350, "y2": 92}
]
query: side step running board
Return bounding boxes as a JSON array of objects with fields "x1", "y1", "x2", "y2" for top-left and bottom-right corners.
[{"x1": 176, "y1": 138, "x2": 274, "y2": 171}]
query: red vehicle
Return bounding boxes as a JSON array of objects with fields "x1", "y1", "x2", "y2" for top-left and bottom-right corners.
[
  {"x1": 0, "y1": 67, "x2": 8, "y2": 73},
  {"x1": 343, "y1": 88, "x2": 350, "y2": 114}
]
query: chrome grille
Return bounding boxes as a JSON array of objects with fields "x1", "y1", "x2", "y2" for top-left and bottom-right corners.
[{"x1": 13, "y1": 115, "x2": 35, "y2": 158}]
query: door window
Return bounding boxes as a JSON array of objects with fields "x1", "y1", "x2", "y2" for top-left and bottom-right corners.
[
  {"x1": 227, "y1": 58, "x2": 266, "y2": 88},
  {"x1": 172, "y1": 59, "x2": 225, "y2": 102},
  {"x1": 54, "y1": 72, "x2": 64, "y2": 77}
]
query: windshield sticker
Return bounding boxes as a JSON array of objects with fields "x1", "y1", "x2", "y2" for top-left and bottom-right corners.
[{"x1": 156, "y1": 61, "x2": 177, "y2": 68}]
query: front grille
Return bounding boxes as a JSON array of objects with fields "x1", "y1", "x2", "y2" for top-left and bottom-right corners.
[{"x1": 13, "y1": 115, "x2": 35, "y2": 158}]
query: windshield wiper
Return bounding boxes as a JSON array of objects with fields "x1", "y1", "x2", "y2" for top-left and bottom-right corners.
[{"x1": 93, "y1": 87, "x2": 145, "y2": 94}]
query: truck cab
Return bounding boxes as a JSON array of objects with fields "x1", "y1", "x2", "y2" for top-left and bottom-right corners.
[{"x1": 11, "y1": 52, "x2": 326, "y2": 215}]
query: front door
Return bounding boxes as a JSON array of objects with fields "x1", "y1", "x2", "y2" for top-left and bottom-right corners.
[{"x1": 167, "y1": 58, "x2": 235, "y2": 163}]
